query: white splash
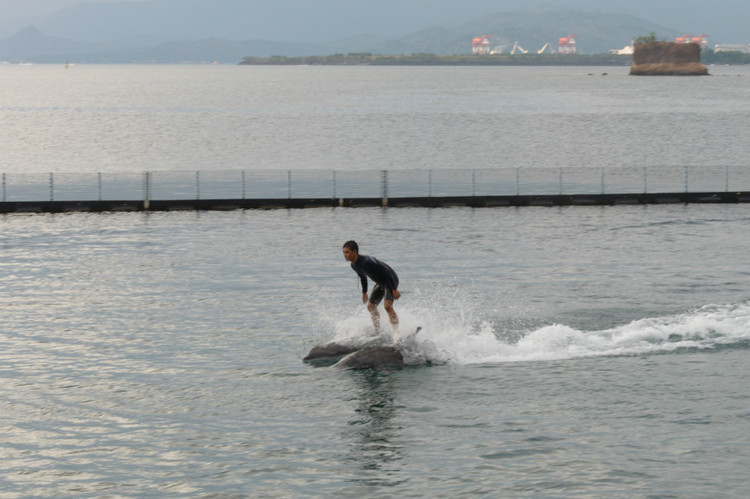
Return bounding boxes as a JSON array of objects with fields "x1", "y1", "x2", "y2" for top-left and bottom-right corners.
[
  {"x1": 317, "y1": 301, "x2": 750, "y2": 366},
  {"x1": 425, "y1": 302, "x2": 750, "y2": 365}
]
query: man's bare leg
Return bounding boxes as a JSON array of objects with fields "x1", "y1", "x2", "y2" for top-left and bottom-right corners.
[
  {"x1": 384, "y1": 299, "x2": 399, "y2": 341},
  {"x1": 367, "y1": 302, "x2": 381, "y2": 334}
]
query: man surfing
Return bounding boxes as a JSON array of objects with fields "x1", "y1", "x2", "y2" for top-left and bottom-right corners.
[{"x1": 342, "y1": 240, "x2": 401, "y2": 339}]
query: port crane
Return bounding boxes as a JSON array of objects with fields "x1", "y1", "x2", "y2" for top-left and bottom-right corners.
[{"x1": 510, "y1": 41, "x2": 528, "y2": 55}]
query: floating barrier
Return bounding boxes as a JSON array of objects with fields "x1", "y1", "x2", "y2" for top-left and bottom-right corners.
[
  {"x1": 1, "y1": 167, "x2": 748, "y2": 213},
  {"x1": 1, "y1": 192, "x2": 749, "y2": 214}
]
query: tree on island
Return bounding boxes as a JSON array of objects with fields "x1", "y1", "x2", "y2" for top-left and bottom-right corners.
[{"x1": 634, "y1": 32, "x2": 658, "y2": 45}]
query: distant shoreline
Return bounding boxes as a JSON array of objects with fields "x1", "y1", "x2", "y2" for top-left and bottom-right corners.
[
  {"x1": 240, "y1": 53, "x2": 633, "y2": 66},
  {"x1": 239, "y1": 52, "x2": 750, "y2": 66}
]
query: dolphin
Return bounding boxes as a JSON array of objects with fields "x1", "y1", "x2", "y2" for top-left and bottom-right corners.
[
  {"x1": 303, "y1": 342, "x2": 361, "y2": 363},
  {"x1": 305, "y1": 327, "x2": 422, "y2": 369},
  {"x1": 333, "y1": 327, "x2": 422, "y2": 370},
  {"x1": 303, "y1": 333, "x2": 392, "y2": 364},
  {"x1": 333, "y1": 345, "x2": 404, "y2": 370}
]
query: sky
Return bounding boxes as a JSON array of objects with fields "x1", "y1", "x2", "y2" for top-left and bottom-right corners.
[
  {"x1": 0, "y1": 0, "x2": 137, "y2": 18},
  {"x1": 0, "y1": 0, "x2": 747, "y2": 43}
]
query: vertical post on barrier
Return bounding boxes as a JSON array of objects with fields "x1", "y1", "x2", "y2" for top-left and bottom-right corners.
[
  {"x1": 49, "y1": 173, "x2": 54, "y2": 201},
  {"x1": 97, "y1": 172, "x2": 102, "y2": 201},
  {"x1": 196, "y1": 171, "x2": 201, "y2": 200},
  {"x1": 332, "y1": 170, "x2": 336, "y2": 199},
  {"x1": 381, "y1": 170, "x2": 388, "y2": 207},
  {"x1": 515, "y1": 167, "x2": 520, "y2": 196},
  {"x1": 725, "y1": 165, "x2": 729, "y2": 192},
  {"x1": 242, "y1": 171, "x2": 246, "y2": 199},
  {"x1": 287, "y1": 170, "x2": 292, "y2": 199},
  {"x1": 144, "y1": 171, "x2": 151, "y2": 210}
]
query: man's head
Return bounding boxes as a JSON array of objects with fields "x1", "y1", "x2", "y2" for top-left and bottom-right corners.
[{"x1": 342, "y1": 240, "x2": 359, "y2": 262}]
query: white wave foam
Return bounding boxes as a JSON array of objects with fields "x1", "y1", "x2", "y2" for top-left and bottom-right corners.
[
  {"x1": 320, "y1": 301, "x2": 750, "y2": 366},
  {"x1": 426, "y1": 302, "x2": 750, "y2": 365}
]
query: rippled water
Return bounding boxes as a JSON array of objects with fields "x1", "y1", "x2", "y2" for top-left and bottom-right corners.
[
  {"x1": 2, "y1": 64, "x2": 749, "y2": 497},
  {"x1": 2, "y1": 206, "x2": 750, "y2": 497},
  {"x1": 1, "y1": 64, "x2": 748, "y2": 173}
]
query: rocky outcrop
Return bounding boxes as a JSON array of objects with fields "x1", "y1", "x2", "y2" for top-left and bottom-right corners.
[{"x1": 630, "y1": 42, "x2": 708, "y2": 75}]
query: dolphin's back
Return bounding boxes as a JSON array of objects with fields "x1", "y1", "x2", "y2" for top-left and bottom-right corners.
[
  {"x1": 303, "y1": 342, "x2": 359, "y2": 362},
  {"x1": 334, "y1": 345, "x2": 404, "y2": 369}
]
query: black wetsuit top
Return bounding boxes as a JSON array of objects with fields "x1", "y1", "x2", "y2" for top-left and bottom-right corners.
[{"x1": 351, "y1": 255, "x2": 399, "y2": 294}]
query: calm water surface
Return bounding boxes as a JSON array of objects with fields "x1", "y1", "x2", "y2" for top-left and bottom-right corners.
[
  {"x1": 1, "y1": 64, "x2": 749, "y2": 497},
  {"x1": 0, "y1": 64, "x2": 748, "y2": 173},
  {"x1": 2, "y1": 206, "x2": 749, "y2": 497}
]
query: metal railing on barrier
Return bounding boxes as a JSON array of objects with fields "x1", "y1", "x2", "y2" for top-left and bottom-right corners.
[{"x1": 1, "y1": 166, "x2": 749, "y2": 203}]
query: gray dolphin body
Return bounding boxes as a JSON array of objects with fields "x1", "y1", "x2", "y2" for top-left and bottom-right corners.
[
  {"x1": 304, "y1": 327, "x2": 421, "y2": 369},
  {"x1": 333, "y1": 345, "x2": 404, "y2": 370},
  {"x1": 303, "y1": 342, "x2": 360, "y2": 363}
]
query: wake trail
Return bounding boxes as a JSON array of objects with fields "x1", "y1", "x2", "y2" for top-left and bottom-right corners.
[{"x1": 314, "y1": 301, "x2": 750, "y2": 366}]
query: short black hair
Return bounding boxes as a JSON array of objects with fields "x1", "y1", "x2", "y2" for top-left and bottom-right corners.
[{"x1": 343, "y1": 240, "x2": 358, "y2": 252}]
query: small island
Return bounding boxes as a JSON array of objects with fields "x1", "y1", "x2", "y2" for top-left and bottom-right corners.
[{"x1": 630, "y1": 41, "x2": 708, "y2": 76}]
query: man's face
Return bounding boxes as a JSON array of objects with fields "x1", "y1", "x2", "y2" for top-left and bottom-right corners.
[{"x1": 342, "y1": 246, "x2": 357, "y2": 262}]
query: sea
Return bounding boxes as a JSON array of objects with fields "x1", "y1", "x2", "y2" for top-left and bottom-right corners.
[{"x1": 1, "y1": 64, "x2": 749, "y2": 498}]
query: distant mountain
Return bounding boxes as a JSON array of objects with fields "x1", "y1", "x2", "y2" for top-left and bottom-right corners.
[
  {"x1": 0, "y1": 0, "x2": 501, "y2": 44},
  {"x1": 0, "y1": 25, "x2": 100, "y2": 61},
  {"x1": 0, "y1": 9, "x2": 683, "y2": 63},
  {"x1": 372, "y1": 9, "x2": 680, "y2": 55},
  {"x1": 0, "y1": 26, "x2": 379, "y2": 63},
  {"x1": 0, "y1": 25, "x2": 166, "y2": 62},
  {"x1": 0, "y1": 0, "x2": 746, "y2": 50},
  {"x1": 78, "y1": 37, "x2": 380, "y2": 64}
]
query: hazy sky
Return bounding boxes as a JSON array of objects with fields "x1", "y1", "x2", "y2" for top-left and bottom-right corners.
[
  {"x1": 0, "y1": 0, "x2": 129, "y2": 18},
  {"x1": 1, "y1": 0, "x2": 747, "y2": 42}
]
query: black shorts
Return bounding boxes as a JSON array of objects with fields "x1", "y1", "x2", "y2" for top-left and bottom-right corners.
[{"x1": 369, "y1": 284, "x2": 395, "y2": 305}]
